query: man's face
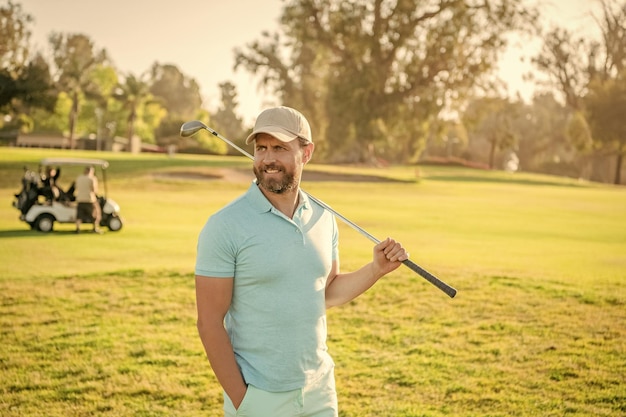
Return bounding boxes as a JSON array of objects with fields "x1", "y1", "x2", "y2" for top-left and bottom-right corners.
[{"x1": 252, "y1": 133, "x2": 312, "y2": 194}]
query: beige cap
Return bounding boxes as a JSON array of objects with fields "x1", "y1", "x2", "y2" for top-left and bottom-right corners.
[{"x1": 245, "y1": 106, "x2": 312, "y2": 144}]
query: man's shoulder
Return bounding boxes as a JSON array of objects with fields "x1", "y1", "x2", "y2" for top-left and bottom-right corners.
[{"x1": 211, "y1": 193, "x2": 252, "y2": 219}]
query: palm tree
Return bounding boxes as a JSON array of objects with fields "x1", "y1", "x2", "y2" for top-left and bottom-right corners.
[
  {"x1": 114, "y1": 73, "x2": 159, "y2": 152},
  {"x1": 49, "y1": 33, "x2": 107, "y2": 149}
]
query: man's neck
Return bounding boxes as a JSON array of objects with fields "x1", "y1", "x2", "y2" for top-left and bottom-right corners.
[{"x1": 259, "y1": 185, "x2": 300, "y2": 219}]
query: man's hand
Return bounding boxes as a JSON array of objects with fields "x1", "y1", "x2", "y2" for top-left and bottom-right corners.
[{"x1": 372, "y1": 237, "x2": 408, "y2": 278}]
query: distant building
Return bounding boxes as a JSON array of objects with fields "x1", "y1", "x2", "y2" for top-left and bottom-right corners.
[
  {"x1": 16, "y1": 134, "x2": 70, "y2": 149},
  {"x1": 13, "y1": 133, "x2": 164, "y2": 153}
]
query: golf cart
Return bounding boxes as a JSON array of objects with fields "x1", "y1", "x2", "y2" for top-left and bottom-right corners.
[{"x1": 12, "y1": 157, "x2": 123, "y2": 233}]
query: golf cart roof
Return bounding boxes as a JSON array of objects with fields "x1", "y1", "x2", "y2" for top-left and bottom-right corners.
[{"x1": 40, "y1": 157, "x2": 109, "y2": 169}]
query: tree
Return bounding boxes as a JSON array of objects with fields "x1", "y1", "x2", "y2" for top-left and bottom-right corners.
[
  {"x1": 29, "y1": 91, "x2": 71, "y2": 134},
  {"x1": 590, "y1": 0, "x2": 626, "y2": 80},
  {"x1": 587, "y1": 0, "x2": 626, "y2": 184},
  {"x1": 117, "y1": 74, "x2": 149, "y2": 145},
  {"x1": 0, "y1": 1, "x2": 55, "y2": 129},
  {"x1": 0, "y1": 53, "x2": 56, "y2": 113},
  {"x1": 78, "y1": 64, "x2": 120, "y2": 150},
  {"x1": 236, "y1": 0, "x2": 538, "y2": 163},
  {"x1": 462, "y1": 97, "x2": 520, "y2": 169},
  {"x1": 533, "y1": 0, "x2": 626, "y2": 183},
  {"x1": 113, "y1": 72, "x2": 165, "y2": 151},
  {"x1": 49, "y1": 32, "x2": 108, "y2": 148},
  {"x1": 532, "y1": 27, "x2": 589, "y2": 111},
  {"x1": 148, "y1": 63, "x2": 203, "y2": 148},
  {"x1": 513, "y1": 93, "x2": 574, "y2": 175},
  {"x1": 149, "y1": 63, "x2": 202, "y2": 120},
  {"x1": 210, "y1": 81, "x2": 247, "y2": 155},
  {"x1": 423, "y1": 117, "x2": 469, "y2": 161},
  {"x1": 585, "y1": 70, "x2": 626, "y2": 184},
  {"x1": 534, "y1": 0, "x2": 625, "y2": 107},
  {"x1": 565, "y1": 110, "x2": 594, "y2": 179},
  {"x1": 0, "y1": 1, "x2": 31, "y2": 75}
]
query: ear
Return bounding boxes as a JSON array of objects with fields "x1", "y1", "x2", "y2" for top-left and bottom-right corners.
[{"x1": 302, "y1": 143, "x2": 315, "y2": 164}]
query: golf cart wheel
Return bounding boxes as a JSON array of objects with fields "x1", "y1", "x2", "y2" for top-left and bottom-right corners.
[
  {"x1": 107, "y1": 216, "x2": 123, "y2": 232},
  {"x1": 35, "y1": 214, "x2": 55, "y2": 233}
]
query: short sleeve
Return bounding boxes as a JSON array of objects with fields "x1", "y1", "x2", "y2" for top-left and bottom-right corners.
[
  {"x1": 331, "y1": 215, "x2": 339, "y2": 261},
  {"x1": 195, "y1": 215, "x2": 237, "y2": 278}
]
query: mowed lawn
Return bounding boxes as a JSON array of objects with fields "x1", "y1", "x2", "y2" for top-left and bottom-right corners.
[{"x1": 0, "y1": 148, "x2": 624, "y2": 417}]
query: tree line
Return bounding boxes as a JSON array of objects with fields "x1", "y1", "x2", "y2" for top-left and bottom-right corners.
[{"x1": 1, "y1": 0, "x2": 624, "y2": 184}]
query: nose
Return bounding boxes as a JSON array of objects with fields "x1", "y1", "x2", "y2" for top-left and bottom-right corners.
[{"x1": 261, "y1": 149, "x2": 276, "y2": 163}]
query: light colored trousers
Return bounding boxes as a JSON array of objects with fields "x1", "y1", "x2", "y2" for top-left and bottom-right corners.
[{"x1": 223, "y1": 368, "x2": 338, "y2": 417}]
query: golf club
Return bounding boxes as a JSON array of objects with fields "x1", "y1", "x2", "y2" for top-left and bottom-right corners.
[{"x1": 180, "y1": 120, "x2": 457, "y2": 298}]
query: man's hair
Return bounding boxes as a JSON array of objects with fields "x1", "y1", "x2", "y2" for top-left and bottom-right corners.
[{"x1": 298, "y1": 137, "x2": 312, "y2": 147}]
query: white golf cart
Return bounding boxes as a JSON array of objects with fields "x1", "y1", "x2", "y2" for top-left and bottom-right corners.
[{"x1": 13, "y1": 157, "x2": 123, "y2": 233}]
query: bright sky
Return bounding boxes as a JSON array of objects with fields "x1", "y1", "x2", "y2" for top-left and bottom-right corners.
[{"x1": 18, "y1": 0, "x2": 600, "y2": 123}]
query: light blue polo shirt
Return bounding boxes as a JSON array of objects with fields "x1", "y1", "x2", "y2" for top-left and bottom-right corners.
[{"x1": 195, "y1": 182, "x2": 338, "y2": 392}]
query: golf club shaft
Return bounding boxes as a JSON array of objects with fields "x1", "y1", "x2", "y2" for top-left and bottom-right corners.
[
  {"x1": 187, "y1": 122, "x2": 457, "y2": 298},
  {"x1": 304, "y1": 194, "x2": 456, "y2": 298}
]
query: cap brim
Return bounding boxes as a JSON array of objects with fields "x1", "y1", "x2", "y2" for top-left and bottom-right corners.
[{"x1": 245, "y1": 126, "x2": 299, "y2": 144}]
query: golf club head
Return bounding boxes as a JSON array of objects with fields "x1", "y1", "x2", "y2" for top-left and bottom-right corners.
[{"x1": 180, "y1": 120, "x2": 209, "y2": 137}]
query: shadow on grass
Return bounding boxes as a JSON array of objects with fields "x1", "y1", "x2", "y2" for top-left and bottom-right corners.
[
  {"x1": 425, "y1": 174, "x2": 587, "y2": 188},
  {"x1": 0, "y1": 229, "x2": 91, "y2": 238},
  {"x1": 302, "y1": 171, "x2": 415, "y2": 183}
]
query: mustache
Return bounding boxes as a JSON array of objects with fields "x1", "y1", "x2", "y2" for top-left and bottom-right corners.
[{"x1": 261, "y1": 164, "x2": 282, "y2": 171}]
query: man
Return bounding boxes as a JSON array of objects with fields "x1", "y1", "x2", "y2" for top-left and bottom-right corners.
[
  {"x1": 74, "y1": 165, "x2": 102, "y2": 234},
  {"x1": 41, "y1": 166, "x2": 62, "y2": 203},
  {"x1": 195, "y1": 106, "x2": 408, "y2": 416}
]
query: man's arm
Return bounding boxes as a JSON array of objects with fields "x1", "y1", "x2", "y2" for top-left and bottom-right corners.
[
  {"x1": 195, "y1": 275, "x2": 247, "y2": 408},
  {"x1": 325, "y1": 238, "x2": 408, "y2": 308}
]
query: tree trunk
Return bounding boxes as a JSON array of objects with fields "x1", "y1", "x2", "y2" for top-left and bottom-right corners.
[
  {"x1": 127, "y1": 109, "x2": 136, "y2": 153},
  {"x1": 578, "y1": 154, "x2": 592, "y2": 180},
  {"x1": 614, "y1": 153, "x2": 623, "y2": 185},
  {"x1": 488, "y1": 136, "x2": 497, "y2": 169},
  {"x1": 68, "y1": 90, "x2": 79, "y2": 149}
]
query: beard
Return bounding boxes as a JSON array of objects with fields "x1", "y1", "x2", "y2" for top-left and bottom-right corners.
[{"x1": 254, "y1": 164, "x2": 299, "y2": 194}]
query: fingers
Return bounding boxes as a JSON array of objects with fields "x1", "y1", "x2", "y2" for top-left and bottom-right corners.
[{"x1": 378, "y1": 237, "x2": 409, "y2": 262}]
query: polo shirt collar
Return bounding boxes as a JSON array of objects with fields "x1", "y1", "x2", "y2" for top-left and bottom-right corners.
[{"x1": 246, "y1": 181, "x2": 310, "y2": 214}]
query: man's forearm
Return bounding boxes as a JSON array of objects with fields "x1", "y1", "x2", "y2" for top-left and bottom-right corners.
[
  {"x1": 325, "y1": 262, "x2": 380, "y2": 308},
  {"x1": 197, "y1": 321, "x2": 247, "y2": 407},
  {"x1": 326, "y1": 238, "x2": 407, "y2": 308}
]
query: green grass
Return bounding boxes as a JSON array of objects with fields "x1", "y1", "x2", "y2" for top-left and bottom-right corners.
[{"x1": 1, "y1": 148, "x2": 625, "y2": 416}]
